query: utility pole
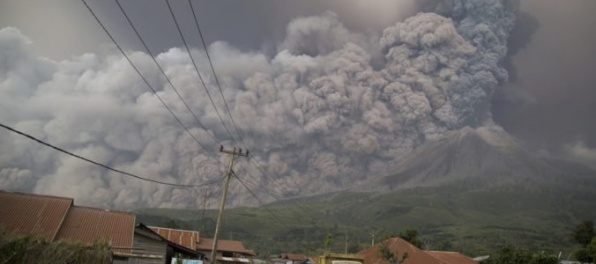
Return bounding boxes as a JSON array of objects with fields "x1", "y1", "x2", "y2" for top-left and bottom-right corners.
[
  {"x1": 344, "y1": 230, "x2": 348, "y2": 254},
  {"x1": 210, "y1": 146, "x2": 248, "y2": 264}
]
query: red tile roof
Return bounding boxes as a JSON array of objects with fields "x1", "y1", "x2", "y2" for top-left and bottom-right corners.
[
  {"x1": 359, "y1": 238, "x2": 477, "y2": 264},
  {"x1": 55, "y1": 206, "x2": 135, "y2": 254},
  {"x1": 197, "y1": 238, "x2": 256, "y2": 256},
  {"x1": 149, "y1": 226, "x2": 200, "y2": 251},
  {"x1": 0, "y1": 191, "x2": 72, "y2": 241}
]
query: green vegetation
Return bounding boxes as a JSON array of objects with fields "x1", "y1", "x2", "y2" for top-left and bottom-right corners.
[
  {"x1": 572, "y1": 220, "x2": 596, "y2": 263},
  {"x1": 0, "y1": 228, "x2": 111, "y2": 264},
  {"x1": 480, "y1": 245, "x2": 558, "y2": 264},
  {"x1": 396, "y1": 229, "x2": 421, "y2": 248},
  {"x1": 136, "y1": 182, "x2": 596, "y2": 257},
  {"x1": 377, "y1": 240, "x2": 408, "y2": 264}
]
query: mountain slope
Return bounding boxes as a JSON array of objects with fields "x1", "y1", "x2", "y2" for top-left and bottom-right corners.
[
  {"x1": 136, "y1": 127, "x2": 596, "y2": 256},
  {"x1": 367, "y1": 127, "x2": 596, "y2": 191}
]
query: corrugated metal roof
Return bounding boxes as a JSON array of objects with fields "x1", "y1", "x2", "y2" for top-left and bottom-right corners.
[
  {"x1": 359, "y1": 238, "x2": 477, "y2": 264},
  {"x1": 55, "y1": 206, "x2": 135, "y2": 254},
  {"x1": 197, "y1": 238, "x2": 255, "y2": 256},
  {"x1": 0, "y1": 191, "x2": 72, "y2": 241},
  {"x1": 149, "y1": 226, "x2": 199, "y2": 250}
]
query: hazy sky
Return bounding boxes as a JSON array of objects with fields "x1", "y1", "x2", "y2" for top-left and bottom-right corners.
[
  {"x1": 1, "y1": 0, "x2": 595, "y2": 208},
  {"x1": 492, "y1": 0, "x2": 596, "y2": 150}
]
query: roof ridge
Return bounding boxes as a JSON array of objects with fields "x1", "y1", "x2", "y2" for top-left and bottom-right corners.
[
  {"x1": 148, "y1": 226, "x2": 199, "y2": 233},
  {"x1": 50, "y1": 198, "x2": 74, "y2": 242},
  {"x1": 0, "y1": 190, "x2": 74, "y2": 201},
  {"x1": 71, "y1": 205, "x2": 134, "y2": 215}
]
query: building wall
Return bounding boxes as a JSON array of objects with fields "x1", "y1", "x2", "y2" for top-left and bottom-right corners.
[
  {"x1": 113, "y1": 256, "x2": 165, "y2": 264},
  {"x1": 131, "y1": 231, "x2": 168, "y2": 264}
]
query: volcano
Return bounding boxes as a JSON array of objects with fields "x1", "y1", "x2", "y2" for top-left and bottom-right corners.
[{"x1": 366, "y1": 127, "x2": 596, "y2": 192}]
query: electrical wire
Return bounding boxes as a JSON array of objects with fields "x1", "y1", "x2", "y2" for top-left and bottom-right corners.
[
  {"x1": 81, "y1": 0, "x2": 218, "y2": 159},
  {"x1": 114, "y1": 0, "x2": 223, "y2": 144},
  {"x1": 188, "y1": 0, "x2": 247, "y2": 150},
  {"x1": 83, "y1": 0, "x2": 330, "y2": 225},
  {"x1": 165, "y1": 0, "x2": 237, "y2": 145},
  {"x1": 185, "y1": 3, "x2": 343, "y2": 229},
  {"x1": 0, "y1": 123, "x2": 221, "y2": 188},
  {"x1": 231, "y1": 170, "x2": 291, "y2": 230}
]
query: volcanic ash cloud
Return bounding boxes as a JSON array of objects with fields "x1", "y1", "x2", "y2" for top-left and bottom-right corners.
[{"x1": 0, "y1": 0, "x2": 517, "y2": 208}]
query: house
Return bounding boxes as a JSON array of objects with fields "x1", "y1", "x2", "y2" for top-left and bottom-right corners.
[
  {"x1": 196, "y1": 237, "x2": 256, "y2": 264},
  {"x1": 0, "y1": 190, "x2": 73, "y2": 242},
  {"x1": 148, "y1": 225, "x2": 204, "y2": 262},
  {"x1": 271, "y1": 253, "x2": 315, "y2": 264},
  {"x1": 148, "y1": 226, "x2": 255, "y2": 264},
  {"x1": 358, "y1": 237, "x2": 477, "y2": 264},
  {"x1": 0, "y1": 190, "x2": 159, "y2": 263},
  {"x1": 55, "y1": 205, "x2": 135, "y2": 256},
  {"x1": 134, "y1": 224, "x2": 204, "y2": 264}
]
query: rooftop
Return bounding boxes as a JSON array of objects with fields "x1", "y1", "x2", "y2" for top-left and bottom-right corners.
[
  {"x1": 0, "y1": 190, "x2": 135, "y2": 255},
  {"x1": 197, "y1": 238, "x2": 256, "y2": 256},
  {"x1": 0, "y1": 190, "x2": 72, "y2": 241},
  {"x1": 55, "y1": 206, "x2": 135, "y2": 254},
  {"x1": 359, "y1": 238, "x2": 477, "y2": 264},
  {"x1": 149, "y1": 226, "x2": 200, "y2": 251}
]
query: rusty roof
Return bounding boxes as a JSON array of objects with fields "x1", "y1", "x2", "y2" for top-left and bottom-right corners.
[
  {"x1": 359, "y1": 238, "x2": 476, "y2": 264},
  {"x1": 55, "y1": 206, "x2": 135, "y2": 254},
  {"x1": 197, "y1": 238, "x2": 256, "y2": 256},
  {"x1": 149, "y1": 226, "x2": 200, "y2": 251},
  {"x1": 426, "y1": 251, "x2": 478, "y2": 264},
  {"x1": 0, "y1": 190, "x2": 72, "y2": 241}
]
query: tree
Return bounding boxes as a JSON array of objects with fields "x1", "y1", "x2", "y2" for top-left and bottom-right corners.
[
  {"x1": 482, "y1": 246, "x2": 557, "y2": 264},
  {"x1": 529, "y1": 252, "x2": 559, "y2": 264},
  {"x1": 573, "y1": 220, "x2": 595, "y2": 248},
  {"x1": 585, "y1": 237, "x2": 596, "y2": 263},
  {"x1": 377, "y1": 240, "x2": 408, "y2": 264},
  {"x1": 324, "y1": 233, "x2": 333, "y2": 253},
  {"x1": 397, "y1": 229, "x2": 422, "y2": 248},
  {"x1": 574, "y1": 248, "x2": 592, "y2": 263}
]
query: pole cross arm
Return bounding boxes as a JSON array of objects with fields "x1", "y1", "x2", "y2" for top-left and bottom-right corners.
[{"x1": 219, "y1": 145, "x2": 249, "y2": 157}]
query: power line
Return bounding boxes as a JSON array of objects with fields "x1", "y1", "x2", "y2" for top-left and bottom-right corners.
[
  {"x1": 0, "y1": 123, "x2": 220, "y2": 188},
  {"x1": 81, "y1": 0, "x2": 216, "y2": 158},
  {"x1": 157, "y1": 0, "x2": 313, "y2": 214},
  {"x1": 114, "y1": 0, "x2": 223, "y2": 144},
  {"x1": 165, "y1": 0, "x2": 237, "y2": 145},
  {"x1": 84, "y1": 0, "x2": 322, "y2": 221},
  {"x1": 242, "y1": 159, "x2": 350, "y2": 231},
  {"x1": 231, "y1": 169, "x2": 291, "y2": 231},
  {"x1": 188, "y1": 0, "x2": 247, "y2": 150}
]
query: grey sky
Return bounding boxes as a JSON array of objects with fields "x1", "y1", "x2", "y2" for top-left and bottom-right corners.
[{"x1": 492, "y1": 0, "x2": 596, "y2": 151}]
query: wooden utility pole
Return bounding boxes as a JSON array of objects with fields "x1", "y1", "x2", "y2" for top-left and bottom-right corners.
[
  {"x1": 344, "y1": 230, "x2": 348, "y2": 254},
  {"x1": 210, "y1": 146, "x2": 248, "y2": 264}
]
